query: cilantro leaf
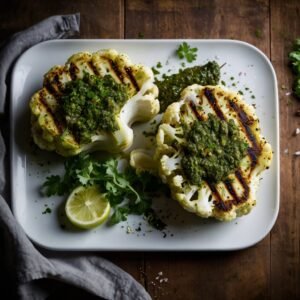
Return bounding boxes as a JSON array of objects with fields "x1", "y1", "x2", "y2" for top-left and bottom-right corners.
[
  {"x1": 289, "y1": 38, "x2": 300, "y2": 98},
  {"x1": 42, "y1": 175, "x2": 64, "y2": 196},
  {"x1": 176, "y1": 42, "x2": 198, "y2": 63},
  {"x1": 109, "y1": 206, "x2": 129, "y2": 225},
  {"x1": 293, "y1": 77, "x2": 300, "y2": 98}
]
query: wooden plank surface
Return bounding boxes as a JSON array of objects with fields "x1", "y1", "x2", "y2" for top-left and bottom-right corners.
[
  {"x1": 270, "y1": 0, "x2": 300, "y2": 299},
  {"x1": 0, "y1": 0, "x2": 124, "y2": 40},
  {"x1": 1, "y1": 0, "x2": 299, "y2": 299}
]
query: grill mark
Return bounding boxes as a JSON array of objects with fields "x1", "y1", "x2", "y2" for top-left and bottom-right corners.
[
  {"x1": 235, "y1": 170, "x2": 250, "y2": 200},
  {"x1": 88, "y1": 61, "x2": 99, "y2": 76},
  {"x1": 204, "y1": 88, "x2": 225, "y2": 120},
  {"x1": 248, "y1": 147, "x2": 259, "y2": 169},
  {"x1": 229, "y1": 100, "x2": 261, "y2": 170},
  {"x1": 44, "y1": 82, "x2": 60, "y2": 98},
  {"x1": 215, "y1": 171, "x2": 250, "y2": 212},
  {"x1": 53, "y1": 73, "x2": 64, "y2": 92},
  {"x1": 208, "y1": 183, "x2": 232, "y2": 211},
  {"x1": 224, "y1": 180, "x2": 241, "y2": 204},
  {"x1": 125, "y1": 67, "x2": 140, "y2": 91},
  {"x1": 188, "y1": 101, "x2": 204, "y2": 121},
  {"x1": 107, "y1": 59, "x2": 124, "y2": 83},
  {"x1": 69, "y1": 62, "x2": 79, "y2": 80},
  {"x1": 229, "y1": 100, "x2": 259, "y2": 151},
  {"x1": 38, "y1": 90, "x2": 63, "y2": 134}
]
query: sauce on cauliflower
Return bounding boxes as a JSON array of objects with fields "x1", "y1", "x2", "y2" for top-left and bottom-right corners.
[
  {"x1": 182, "y1": 114, "x2": 249, "y2": 185},
  {"x1": 61, "y1": 73, "x2": 128, "y2": 142},
  {"x1": 155, "y1": 61, "x2": 220, "y2": 112}
]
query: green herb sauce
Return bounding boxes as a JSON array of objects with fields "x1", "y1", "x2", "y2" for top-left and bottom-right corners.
[
  {"x1": 61, "y1": 73, "x2": 128, "y2": 143},
  {"x1": 155, "y1": 61, "x2": 220, "y2": 112},
  {"x1": 181, "y1": 114, "x2": 248, "y2": 185}
]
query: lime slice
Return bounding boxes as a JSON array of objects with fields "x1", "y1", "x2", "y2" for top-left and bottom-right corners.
[{"x1": 65, "y1": 185, "x2": 110, "y2": 229}]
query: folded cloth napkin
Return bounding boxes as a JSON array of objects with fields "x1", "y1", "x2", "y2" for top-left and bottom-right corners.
[{"x1": 0, "y1": 14, "x2": 150, "y2": 300}]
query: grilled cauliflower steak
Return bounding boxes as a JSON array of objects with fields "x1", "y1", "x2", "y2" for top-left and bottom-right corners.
[
  {"x1": 30, "y1": 49, "x2": 159, "y2": 156},
  {"x1": 155, "y1": 84, "x2": 272, "y2": 221}
]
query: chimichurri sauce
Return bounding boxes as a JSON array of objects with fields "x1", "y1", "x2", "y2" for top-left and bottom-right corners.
[
  {"x1": 155, "y1": 61, "x2": 220, "y2": 112},
  {"x1": 61, "y1": 73, "x2": 128, "y2": 143},
  {"x1": 181, "y1": 114, "x2": 248, "y2": 185}
]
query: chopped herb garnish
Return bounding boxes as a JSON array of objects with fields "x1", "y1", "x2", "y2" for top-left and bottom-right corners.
[
  {"x1": 288, "y1": 38, "x2": 300, "y2": 98},
  {"x1": 255, "y1": 29, "x2": 262, "y2": 39},
  {"x1": 181, "y1": 114, "x2": 249, "y2": 185},
  {"x1": 176, "y1": 42, "x2": 198, "y2": 63},
  {"x1": 42, "y1": 207, "x2": 52, "y2": 214},
  {"x1": 138, "y1": 32, "x2": 144, "y2": 39},
  {"x1": 155, "y1": 61, "x2": 220, "y2": 112},
  {"x1": 221, "y1": 80, "x2": 226, "y2": 86},
  {"x1": 61, "y1": 73, "x2": 128, "y2": 143},
  {"x1": 42, "y1": 154, "x2": 166, "y2": 230},
  {"x1": 156, "y1": 62, "x2": 162, "y2": 68},
  {"x1": 152, "y1": 67, "x2": 160, "y2": 75}
]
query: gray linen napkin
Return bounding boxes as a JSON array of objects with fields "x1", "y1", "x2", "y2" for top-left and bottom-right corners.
[{"x1": 0, "y1": 14, "x2": 150, "y2": 300}]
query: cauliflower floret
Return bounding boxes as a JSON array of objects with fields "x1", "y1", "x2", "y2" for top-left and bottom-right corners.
[
  {"x1": 129, "y1": 149, "x2": 158, "y2": 174},
  {"x1": 29, "y1": 49, "x2": 159, "y2": 156}
]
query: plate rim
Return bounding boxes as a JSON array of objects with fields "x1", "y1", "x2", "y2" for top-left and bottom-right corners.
[{"x1": 10, "y1": 39, "x2": 280, "y2": 251}]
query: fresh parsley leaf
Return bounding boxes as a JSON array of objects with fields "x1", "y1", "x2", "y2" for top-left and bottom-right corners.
[
  {"x1": 293, "y1": 77, "x2": 300, "y2": 98},
  {"x1": 289, "y1": 38, "x2": 300, "y2": 98},
  {"x1": 42, "y1": 175, "x2": 64, "y2": 196},
  {"x1": 109, "y1": 206, "x2": 129, "y2": 225},
  {"x1": 176, "y1": 42, "x2": 198, "y2": 63}
]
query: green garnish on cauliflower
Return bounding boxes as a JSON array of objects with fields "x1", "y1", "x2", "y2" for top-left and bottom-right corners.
[{"x1": 29, "y1": 49, "x2": 159, "y2": 156}]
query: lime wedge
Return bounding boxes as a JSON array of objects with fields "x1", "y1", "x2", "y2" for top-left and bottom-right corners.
[{"x1": 65, "y1": 185, "x2": 110, "y2": 229}]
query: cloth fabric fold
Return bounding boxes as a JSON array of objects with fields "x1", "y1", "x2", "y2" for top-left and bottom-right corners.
[{"x1": 0, "y1": 13, "x2": 150, "y2": 300}]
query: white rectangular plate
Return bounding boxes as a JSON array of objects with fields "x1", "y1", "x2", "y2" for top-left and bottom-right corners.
[{"x1": 11, "y1": 39, "x2": 279, "y2": 251}]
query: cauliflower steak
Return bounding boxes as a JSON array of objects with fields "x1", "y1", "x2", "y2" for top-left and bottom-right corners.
[
  {"x1": 155, "y1": 85, "x2": 272, "y2": 221},
  {"x1": 30, "y1": 49, "x2": 159, "y2": 156}
]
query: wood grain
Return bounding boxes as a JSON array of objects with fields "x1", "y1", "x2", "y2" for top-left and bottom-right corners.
[
  {"x1": 1, "y1": 0, "x2": 299, "y2": 299},
  {"x1": 0, "y1": 0, "x2": 124, "y2": 39},
  {"x1": 126, "y1": 1, "x2": 272, "y2": 299},
  {"x1": 125, "y1": 0, "x2": 270, "y2": 54},
  {"x1": 270, "y1": 0, "x2": 300, "y2": 299}
]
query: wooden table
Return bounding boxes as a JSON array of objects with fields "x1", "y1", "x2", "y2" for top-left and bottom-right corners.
[{"x1": 1, "y1": 0, "x2": 299, "y2": 299}]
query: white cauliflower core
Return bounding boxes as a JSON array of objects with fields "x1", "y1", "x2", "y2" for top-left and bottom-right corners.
[
  {"x1": 155, "y1": 84, "x2": 273, "y2": 221},
  {"x1": 29, "y1": 49, "x2": 159, "y2": 156}
]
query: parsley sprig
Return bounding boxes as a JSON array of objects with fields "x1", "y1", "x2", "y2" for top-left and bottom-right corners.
[
  {"x1": 289, "y1": 38, "x2": 300, "y2": 98},
  {"x1": 42, "y1": 154, "x2": 166, "y2": 229},
  {"x1": 176, "y1": 42, "x2": 198, "y2": 63}
]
